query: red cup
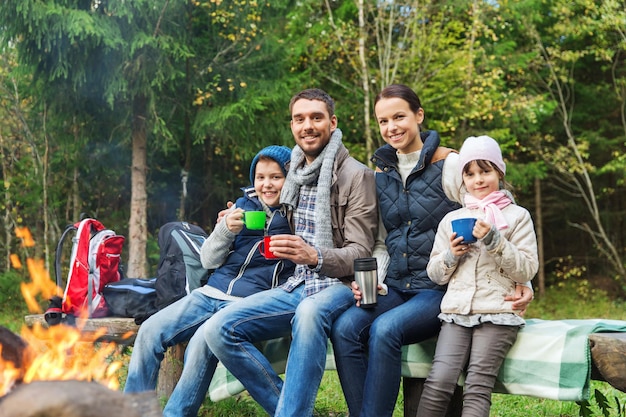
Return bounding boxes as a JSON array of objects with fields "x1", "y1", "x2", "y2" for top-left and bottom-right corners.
[{"x1": 259, "y1": 236, "x2": 277, "y2": 259}]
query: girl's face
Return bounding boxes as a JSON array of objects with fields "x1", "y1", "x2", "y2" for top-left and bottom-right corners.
[
  {"x1": 254, "y1": 159, "x2": 286, "y2": 207},
  {"x1": 374, "y1": 97, "x2": 424, "y2": 154},
  {"x1": 462, "y1": 160, "x2": 501, "y2": 200}
]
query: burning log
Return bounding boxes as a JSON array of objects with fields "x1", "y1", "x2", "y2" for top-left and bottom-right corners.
[
  {"x1": 0, "y1": 380, "x2": 162, "y2": 417},
  {"x1": 0, "y1": 326, "x2": 32, "y2": 389}
]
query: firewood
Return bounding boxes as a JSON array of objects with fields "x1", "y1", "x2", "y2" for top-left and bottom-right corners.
[
  {"x1": 0, "y1": 326, "x2": 32, "y2": 387},
  {"x1": 0, "y1": 380, "x2": 162, "y2": 417}
]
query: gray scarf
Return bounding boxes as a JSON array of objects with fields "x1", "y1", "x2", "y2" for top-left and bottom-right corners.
[{"x1": 280, "y1": 128, "x2": 343, "y2": 248}]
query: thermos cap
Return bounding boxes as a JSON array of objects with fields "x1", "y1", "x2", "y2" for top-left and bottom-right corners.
[{"x1": 354, "y1": 257, "x2": 377, "y2": 271}]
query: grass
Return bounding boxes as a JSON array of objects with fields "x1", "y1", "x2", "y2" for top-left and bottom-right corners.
[{"x1": 3, "y1": 272, "x2": 626, "y2": 417}]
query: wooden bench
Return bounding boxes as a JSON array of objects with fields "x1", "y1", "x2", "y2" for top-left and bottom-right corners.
[{"x1": 23, "y1": 314, "x2": 185, "y2": 398}]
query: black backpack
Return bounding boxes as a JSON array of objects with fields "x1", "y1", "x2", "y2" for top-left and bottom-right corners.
[
  {"x1": 102, "y1": 277, "x2": 158, "y2": 324},
  {"x1": 155, "y1": 222, "x2": 209, "y2": 310}
]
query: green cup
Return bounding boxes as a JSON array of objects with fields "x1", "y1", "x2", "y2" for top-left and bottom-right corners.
[{"x1": 243, "y1": 211, "x2": 266, "y2": 230}]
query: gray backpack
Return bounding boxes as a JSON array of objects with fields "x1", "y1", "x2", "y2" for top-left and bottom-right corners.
[{"x1": 155, "y1": 222, "x2": 209, "y2": 310}]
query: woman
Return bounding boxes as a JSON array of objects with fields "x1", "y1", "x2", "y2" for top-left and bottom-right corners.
[{"x1": 330, "y1": 84, "x2": 533, "y2": 417}]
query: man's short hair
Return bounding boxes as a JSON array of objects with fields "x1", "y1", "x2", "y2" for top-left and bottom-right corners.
[{"x1": 289, "y1": 88, "x2": 335, "y2": 117}]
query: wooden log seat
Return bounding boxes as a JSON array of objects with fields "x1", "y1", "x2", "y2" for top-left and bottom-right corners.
[{"x1": 23, "y1": 314, "x2": 181, "y2": 398}]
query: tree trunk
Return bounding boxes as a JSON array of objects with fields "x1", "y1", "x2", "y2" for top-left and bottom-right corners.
[
  {"x1": 179, "y1": 58, "x2": 192, "y2": 221},
  {"x1": 357, "y1": 0, "x2": 373, "y2": 163},
  {"x1": 127, "y1": 94, "x2": 149, "y2": 278},
  {"x1": 0, "y1": 133, "x2": 12, "y2": 270},
  {"x1": 534, "y1": 176, "x2": 545, "y2": 297}
]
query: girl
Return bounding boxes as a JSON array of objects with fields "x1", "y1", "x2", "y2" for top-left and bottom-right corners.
[{"x1": 416, "y1": 135, "x2": 539, "y2": 417}]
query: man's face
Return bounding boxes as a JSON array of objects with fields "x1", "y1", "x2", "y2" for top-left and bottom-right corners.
[{"x1": 290, "y1": 99, "x2": 337, "y2": 163}]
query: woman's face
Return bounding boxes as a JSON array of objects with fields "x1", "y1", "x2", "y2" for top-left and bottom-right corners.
[{"x1": 374, "y1": 97, "x2": 424, "y2": 154}]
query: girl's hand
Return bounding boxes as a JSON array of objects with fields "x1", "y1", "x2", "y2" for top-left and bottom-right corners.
[
  {"x1": 473, "y1": 219, "x2": 491, "y2": 240},
  {"x1": 225, "y1": 208, "x2": 244, "y2": 234},
  {"x1": 450, "y1": 233, "x2": 470, "y2": 256}
]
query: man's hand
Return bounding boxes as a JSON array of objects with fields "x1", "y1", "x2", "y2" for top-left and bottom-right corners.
[
  {"x1": 267, "y1": 234, "x2": 319, "y2": 266},
  {"x1": 216, "y1": 201, "x2": 235, "y2": 224}
]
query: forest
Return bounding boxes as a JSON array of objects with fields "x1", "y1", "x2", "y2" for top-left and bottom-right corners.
[{"x1": 0, "y1": 0, "x2": 625, "y2": 297}]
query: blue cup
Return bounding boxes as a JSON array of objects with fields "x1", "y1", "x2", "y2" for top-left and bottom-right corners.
[{"x1": 451, "y1": 218, "x2": 477, "y2": 244}]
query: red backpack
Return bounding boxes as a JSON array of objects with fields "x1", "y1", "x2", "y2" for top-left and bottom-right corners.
[{"x1": 47, "y1": 218, "x2": 125, "y2": 321}]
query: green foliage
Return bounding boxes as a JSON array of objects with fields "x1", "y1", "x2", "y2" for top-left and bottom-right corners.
[{"x1": 0, "y1": 270, "x2": 29, "y2": 333}]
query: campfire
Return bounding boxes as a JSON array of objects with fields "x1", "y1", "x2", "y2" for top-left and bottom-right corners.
[{"x1": 0, "y1": 228, "x2": 161, "y2": 417}]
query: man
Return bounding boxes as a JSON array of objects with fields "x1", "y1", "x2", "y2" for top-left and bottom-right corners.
[{"x1": 203, "y1": 88, "x2": 379, "y2": 416}]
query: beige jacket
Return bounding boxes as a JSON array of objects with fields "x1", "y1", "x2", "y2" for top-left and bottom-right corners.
[{"x1": 427, "y1": 203, "x2": 538, "y2": 315}]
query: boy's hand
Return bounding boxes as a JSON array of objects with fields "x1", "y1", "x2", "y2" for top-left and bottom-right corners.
[{"x1": 225, "y1": 208, "x2": 244, "y2": 234}]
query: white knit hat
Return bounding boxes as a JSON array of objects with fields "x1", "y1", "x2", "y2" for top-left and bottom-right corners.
[{"x1": 458, "y1": 135, "x2": 506, "y2": 175}]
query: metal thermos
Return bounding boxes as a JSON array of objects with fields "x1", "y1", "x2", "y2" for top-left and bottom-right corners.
[{"x1": 354, "y1": 257, "x2": 378, "y2": 308}]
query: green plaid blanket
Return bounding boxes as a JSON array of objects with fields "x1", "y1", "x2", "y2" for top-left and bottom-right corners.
[{"x1": 208, "y1": 319, "x2": 626, "y2": 402}]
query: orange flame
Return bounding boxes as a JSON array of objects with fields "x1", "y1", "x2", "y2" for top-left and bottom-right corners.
[
  {"x1": 15, "y1": 227, "x2": 35, "y2": 248},
  {"x1": 1, "y1": 227, "x2": 127, "y2": 396}
]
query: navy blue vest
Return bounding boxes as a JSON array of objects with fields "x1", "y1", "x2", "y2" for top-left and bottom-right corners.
[
  {"x1": 207, "y1": 190, "x2": 295, "y2": 297},
  {"x1": 371, "y1": 131, "x2": 460, "y2": 293}
]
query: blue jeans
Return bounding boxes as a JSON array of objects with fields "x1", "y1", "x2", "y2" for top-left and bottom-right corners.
[
  {"x1": 123, "y1": 290, "x2": 232, "y2": 417},
  {"x1": 331, "y1": 288, "x2": 444, "y2": 417},
  {"x1": 204, "y1": 282, "x2": 354, "y2": 416}
]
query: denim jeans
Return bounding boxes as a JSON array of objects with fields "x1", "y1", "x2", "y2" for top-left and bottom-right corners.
[
  {"x1": 416, "y1": 322, "x2": 519, "y2": 417},
  {"x1": 331, "y1": 288, "x2": 445, "y2": 417},
  {"x1": 204, "y1": 282, "x2": 354, "y2": 416},
  {"x1": 123, "y1": 290, "x2": 232, "y2": 417}
]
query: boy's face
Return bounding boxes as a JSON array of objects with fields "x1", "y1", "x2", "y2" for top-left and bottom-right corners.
[{"x1": 254, "y1": 159, "x2": 286, "y2": 207}]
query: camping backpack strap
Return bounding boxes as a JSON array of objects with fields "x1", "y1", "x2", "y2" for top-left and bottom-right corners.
[
  {"x1": 62, "y1": 218, "x2": 106, "y2": 317},
  {"x1": 87, "y1": 228, "x2": 124, "y2": 318},
  {"x1": 45, "y1": 223, "x2": 79, "y2": 325}
]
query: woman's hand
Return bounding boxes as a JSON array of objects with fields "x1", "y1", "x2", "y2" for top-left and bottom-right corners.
[
  {"x1": 351, "y1": 280, "x2": 382, "y2": 308},
  {"x1": 506, "y1": 284, "x2": 534, "y2": 316}
]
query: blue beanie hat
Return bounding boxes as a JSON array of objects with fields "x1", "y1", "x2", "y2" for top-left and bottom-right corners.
[{"x1": 249, "y1": 145, "x2": 292, "y2": 185}]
